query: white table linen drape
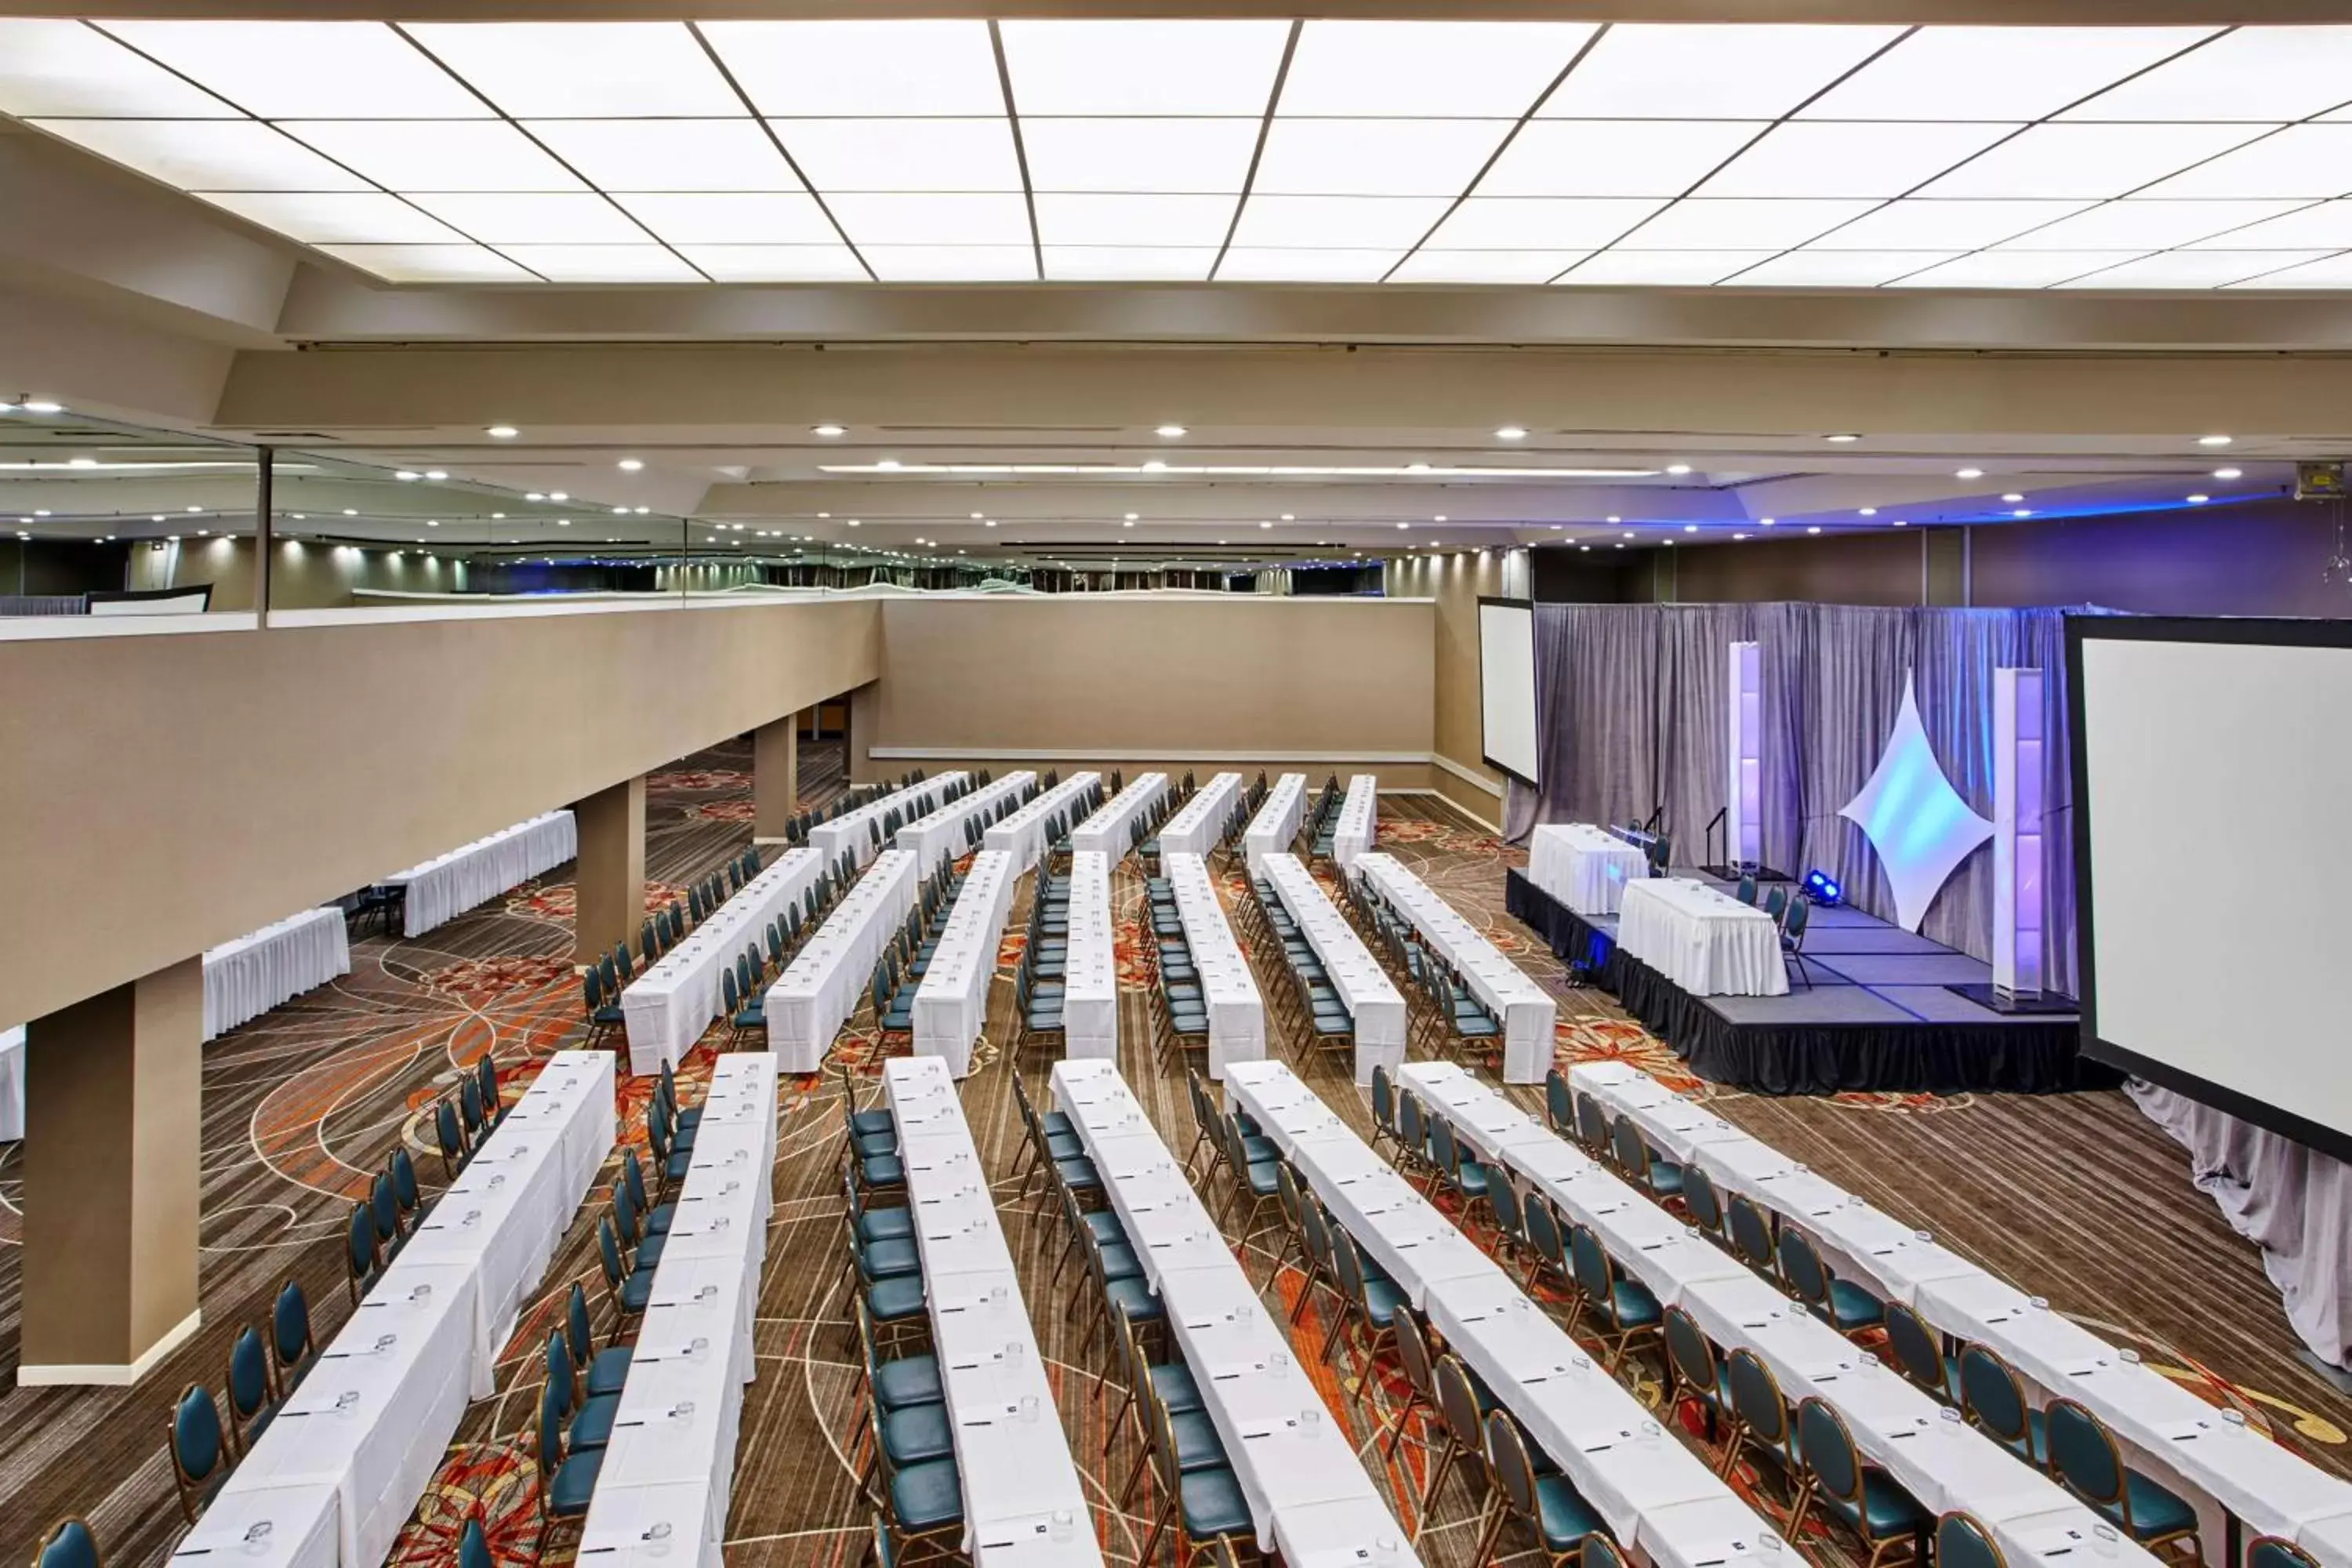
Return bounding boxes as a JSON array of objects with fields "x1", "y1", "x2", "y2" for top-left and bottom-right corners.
[
  {"x1": 914, "y1": 851, "x2": 1019, "y2": 1078},
  {"x1": 1159, "y1": 773, "x2": 1243, "y2": 855},
  {"x1": 1167, "y1": 853, "x2": 1265, "y2": 1080},
  {"x1": 1355, "y1": 853, "x2": 1555, "y2": 1083},
  {"x1": 620, "y1": 849, "x2": 822, "y2": 1075},
  {"x1": 384, "y1": 810, "x2": 576, "y2": 938},
  {"x1": 1332, "y1": 775, "x2": 1378, "y2": 869},
  {"x1": 985, "y1": 773, "x2": 1102, "y2": 868},
  {"x1": 815, "y1": 774, "x2": 967, "y2": 869},
  {"x1": 1073, "y1": 773, "x2": 1168, "y2": 858},
  {"x1": 1613, "y1": 879, "x2": 1788, "y2": 997},
  {"x1": 204, "y1": 907, "x2": 351, "y2": 1041},
  {"x1": 1061, "y1": 853, "x2": 1119, "y2": 1062},
  {"x1": 1527, "y1": 824, "x2": 1650, "y2": 917},
  {"x1": 764, "y1": 850, "x2": 920, "y2": 1073},
  {"x1": 1261, "y1": 854, "x2": 1405, "y2": 1086},
  {"x1": 897, "y1": 773, "x2": 1039, "y2": 870},
  {"x1": 1243, "y1": 774, "x2": 1308, "y2": 873}
]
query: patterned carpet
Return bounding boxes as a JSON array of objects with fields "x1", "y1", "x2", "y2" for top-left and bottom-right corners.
[{"x1": 0, "y1": 747, "x2": 2343, "y2": 1568}]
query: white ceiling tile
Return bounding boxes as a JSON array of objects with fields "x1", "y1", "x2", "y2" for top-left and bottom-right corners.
[
  {"x1": 97, "y1": 22, "x2": 486, "y2": 118},
  {"x1": 283, "y1": 121, "x2": 586, "y2": 192},
  {"x1": 2188, "y1": 201, "x2": 2352, "y2": 249},
  {"x1": 1391, "y1": 250, "x2": 1586, "y2": 283},
  {"x1": 1916, "y1": 123, "x2": 2269, "y2": 199},
  {"x1": 494, "y1": 244, "x2": 704, "y2": 283},
  {"x1": 614, "y1": 192, "x2": 839, "y2": 245},
  {"x1": 401, "y1": 23, "x2": 739, "y2": 117},
  {"x1": 1884, "y1": 251, "x2": 2147, "y2": 288},
  {"x1": 1806, "y1": 198, "x2": 2096, "y2": 249},
  {"x1": 1252, "y1": 119, "x2": 1511, "y2": 198},
  {"x1": 2061, "y1": 28, "x2": 2352, "y2": 122},
  {"x1": 0, "y1": 20, "x2": 238, "y2": 117},
  {"x1": 318, "y1": 242, "x2": 536, "y2": 281},
  {"x1": 772, "y1": 118, "x2": 1022, "y2": 193},
  {"x1": 196, "y1": 191, "x2": 465, "y2": 245},
  {"x1": 1216, "y1": 246, "x2": 1402, "y2": 282},
  {"x1": 1556, "y1": 251, "x2": 1780, "y2": 285},
  {"x1": 862, "y1": 245, "x2": 1037, "y2": 281},
  {"x1": 1231, "y1": 195, "x2": 1454, "y2": 249},
  {"x1": 1721, "y1": 250, "x2": 1959, "y2": 287},
  {"x1": 1040, "y1": 246, "x2": 1220, "y2": 281},
  {"x1": 826, "y1": 192, "x2": 1034, "y2": 246},
  {"x1": 2225, "y1": 253, "x2": 2352, "y2": 288},
  {"x1": 1616, "y1": 198, "x2": 1878, "y2": 249},
  {"x1": 1697, "y1": 122, "x2": 2019, "y2": 199},
  {"x1": 1425, "y1": 198, "x2": 1665, "y2": 250},
  {"x1": 1031, "y1": 193, "x2": 1237, "y2": 248},
  {"x1": 524, "y1": 120, "x2": 802, "y2": 193},
  {"x1": 1475, "y1": 120, "x2": 1764, "y2": 198},
  {"x1": 1019, "y1": 119, "x2": 1262, "y2": 195},
  {"x1": 2135, "y1": 126, "x2": 2352, "y2": 198},
  {"x1": 1537, "y1": 24, "x2": 1902, "y2": 119},
  {"x1": 700, "y1": 20, "x2": 1003, "y2": 117},
  {"x1": 31, "y1": 119, "x2": 369, "y2": 191},
  {"x1": 1998, "y1": 198, "x2": 2305, "y2": 250},
  {"x1": 403, "y1": 192, "x2": 644, "y2": 245},
  {"x1": 1798, "y1": 27, "x2": 2220, "y2": 121},
  {"x1": 675, "y1": 244, "x2": 868, "y2": 281},
  {"x1": 2056, "y1": 249, "x2": 2332, "y2": 288},
  {"x1": 1000, "y1": 20, "x2": 1290, "y2": 115},
  {"x1": 1279, "y1": 21, "x2": 1597, "y2": 118}
]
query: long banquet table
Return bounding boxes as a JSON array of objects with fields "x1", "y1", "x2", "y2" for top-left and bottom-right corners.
[
  {"x1": 914, "y1": 850, "x2": 1019, "y2": 1078},
  {"x1": 1167, "y1": 852, "x2": 1265, "y2": 1080},
  {"x1": 385, "y1": 810, "x2": 577, "y2": 937},
  {"x1": 183, "y1": 1051, "x2": 615, "y2": 1568},
  {"x1": 1260, "y1": 853, "x2": 1406, "y2": 1086},
  {"x1": 884, "y1": 1056, "x2": 1102, "y2": 1568},
  {"x1": 814, "y1": 773, "x2": 966, "y2": 869},
  {"x1": 985, "y1": 772, "x2": 1102, "y2": 867},
  {"x1": 1527, "y1": 823, "x2": 1650, "y2": 918},
  {"x1": 764, "y1": 849, "x2": 920, "y2": 1073},
  {"x1": 579, "y1": 1052, "x2": 777, "y2": 1566},
  {"x1": 1355, "y1": 851, "x2": 1555, "y2": 1083},
  {"x1": 1242, "y1": 773, "x2": 1308, "y2": 874},
  {"x1": 1051, "y1": 1059, "x2": 1415, "y2": 1567},
  {"x1": 898, "y1": 772, "x2": 1038, "y2": 869},
  {"x1": 205, "y1": 906, "x2": 351, "y2": 1041},
  {"x1": 620, "y1": 848, "x2": 822, "y2": 1075},
  {"x1": 1072, "y1": 772, "x2": 1168, "y2": 858},
  {"x1": 1158, "y1": 771, "x2": 1243, "y2": 856},
  {"x1": 1614, "y1": 879, "x2": 1788, "y2": 997},
  {"x1": 1061, "y1": 853, "x2": 1119, "y2": 1062},
  {"x1": 1224, "y1": 1061, "x2": 1784, "y2": 1568},
  {"x1": 1331, "y1": 775, "x2": 1377, "y2": 869},
  {"x1": 1572, "y1": 1062, "x2": 2352, "y2": 1563}
]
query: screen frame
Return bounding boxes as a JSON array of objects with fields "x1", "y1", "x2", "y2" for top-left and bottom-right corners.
[
  {"x1": 2068, "y1": 612, "x2": 2352, "y2": 1164},
  {"x1": 1476, "y1": 594, "x2": 1541, "y2": 789}
]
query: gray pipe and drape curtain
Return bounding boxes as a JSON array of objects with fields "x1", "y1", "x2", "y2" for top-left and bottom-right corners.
[{"x1": 1504, "y1": 602, "x2": 2089, "y2": 996}]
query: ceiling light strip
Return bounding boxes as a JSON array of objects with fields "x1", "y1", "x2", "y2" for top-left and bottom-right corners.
[
  {"x1": 818, "y1": 462, "x2": 1657, "y2": 478},
  {"x1": 684, "y1": 20, "x2": 877, "y2": 283},
  {"x1": 1208, "y1": 20, "x2": 1301, "y2": 284}
]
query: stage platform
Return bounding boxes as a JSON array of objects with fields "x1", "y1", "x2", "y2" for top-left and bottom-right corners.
[{"x1": 1507, "y1": 868, "x2": 2120, "y2": 1096}]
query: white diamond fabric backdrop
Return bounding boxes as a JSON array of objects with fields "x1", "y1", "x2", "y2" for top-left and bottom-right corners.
[{"x1": 1838, "y1": 673, "x2": 1994, "y2": 932}]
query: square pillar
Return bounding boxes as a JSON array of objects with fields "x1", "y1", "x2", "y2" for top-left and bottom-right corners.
[
  {"x1": 573, "y1": 775, "x2": 646, "y2": 967},
  {"x1": 20, "y1": 958, "x2": 204, "y2": 1385},
  {"x1": 753, "y1": 711, "x2": 800, "y2": 844}
]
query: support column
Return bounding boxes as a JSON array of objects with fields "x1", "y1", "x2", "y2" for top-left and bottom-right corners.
[
  {"x1": 573, "y1": 775, "x2": 646, "y2": 967},
  {"x1": 753, "y1": 711, "x2": 800, "y2": 844},
  {"x1": 20, "y1": 957, "x2": 204, "y2": 1385},
  {"x1": 847, "y1": 683, "x2": 879, "y2": 786}
]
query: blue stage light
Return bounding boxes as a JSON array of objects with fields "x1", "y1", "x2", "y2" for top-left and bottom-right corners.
[{"x1": 1802, "y1": 869, "x2": 1842, "y2": 906}]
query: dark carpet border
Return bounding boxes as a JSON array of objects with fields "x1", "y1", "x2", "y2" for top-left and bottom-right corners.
[{"x1": 1504, "y1": 869, "x2": 2119, "y2": 1097}]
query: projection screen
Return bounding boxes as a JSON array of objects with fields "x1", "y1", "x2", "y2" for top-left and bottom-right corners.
[
  {"x1": 1478, "y1": 597, "x2": 1540, "y2": 789},
  {"x1": 2071, "y1": 616, "x2": 2352, "y2": 1160}
]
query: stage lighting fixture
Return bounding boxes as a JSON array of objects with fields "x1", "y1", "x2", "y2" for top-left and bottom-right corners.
[{"x1": 1802, "y1": 869, "x2": 1842, "y2": 906}]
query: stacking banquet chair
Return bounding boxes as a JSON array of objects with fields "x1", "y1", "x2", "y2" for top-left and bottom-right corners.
[
  {"x1": 2045, "y1": 1399, "x2": 2204, "y2": 1563},
  {"x1": 1959, "y1": 1343, "x2": 2048, "y2": 1468},
  {"x1": 1794, "y1": 1396, "x2": 1932, "y2": 1568},
  {"x1": 224, "y1": 1324, "x2": 279, "y2": 1455},
  {"x1": 1326, "y1": 1232, "x2": 1408, "y2": 1399},
  {"x1": 1664, "y1": 1305, "x2": 1732, "y2": 1451},
  {"x1": 1722, "y1": 1348, "x2": 1804, "y2": 1497},
  {"x1": 1682, "y1": 1164, "x2": 1727, "y2": 1247},
  {"x1": 343, "y1": 1198, "x2": 380, "y2": 1305},
  {"x1": 1726, "y1": 1192, "x2": 1780, "y2": 1282},
  {"x1": 2250, "y1": 1541, "x2": 2323, "y2": 1568},
  {"x1": 1737, "y1": 873, "x2": 1759, "y2": 906},
  {"x1": 270, "y1": 1279, "x2": 318, "y2": 1395},
  {"x1": 34, "y1": 1519, "x2": 100, "y2": 1568},
  {"x1": 1568, "y1": 1225, "x2": 1662, "y2": 1370},
  {"x1": 1214, "y1": 1111, "x2": 1283, "y2": 1247},
  {"x1": 1428, "y1": 1118, "x2": 1497, "y2": 1236},
  {"x1": 566, "y1": 1281, "x2": 633, "y2": 1400},
  {"x1": 1573, "y1": 1090, "x2": 1612, "y2": 1158},
  {"x1": 1885, "y1": 1301, "x2": 1960, "y2": 1403},
  {"x1": 1544, "y1": 1069, "x2": 1575, "y2": 1138},
  {"x1": 531, "y1": 1381, "x2": 602, "y2": 1555},
  {"x1": 1417, "y1": 1353, "x2": 1490, "y2": 1530},
  {"x1": 1781, "y1": 894, "x2": 1814, "y2": 989},
  {"x1": 1522, "y1": 1190, "x2": 1573, "y2": 1297},
  {"x1": 1111, "y1": 1305, "x2": 1210, "y2": 1507},
  {"x1": 1937, "y1": 1512, "x2": 2007, "y2": 1568},
  {"x1": 543, "y1": 1327, "x2": 622, "y2": 1453},
  {"x1": 583, "y1": 966, "x2": 626, "y2": 1047},
  {"x1": 1134, "y1": 1368, "x2": 1253, "y2": 1568},
  {"x1": 1777, "y1": 1225, "x2": 1884, "y2": 1338},
  {"x1": 166, "y1": 1384, "x2": 230, "y2": 1523},
  {"x1": 1610, "y1": 1115, "x2": 1686, "y2": 1207},
  {"x1": 1478, "y1": 1406, "x2": 1609, "y2": 1568}
]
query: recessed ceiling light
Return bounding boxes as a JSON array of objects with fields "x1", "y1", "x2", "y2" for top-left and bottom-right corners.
[
  {"x1": 151, "y1": 514, "x2": 165, "y2": 522},
  {"x1": 1613, "y1": 543, "x2": 1625, "y2": 550},
  {"x1": 1434, "y1": 514, "x2": 1447, "y2": 523},
  {"x1": 24, "y1": 401, "x2": 63, "y2": 414},
  {"x1": 526, "y1": 492, "x2": 546, "y2": 501},
  {"x1": 1761, "y1": 517, "x2": 1777, "y2": 527},
  {"x1": 186, "y1": 505, "x2": 202, "y2": 514},
  {"x1": 619, "y1": 458, "x2": 644, "y2": 471},
  {"x1": 848, "y1": 519, "x2": 862, "y2": 528},
  {"x1": 2187, "y1": 493, "x2": 2211, "y2": 503},
  {"x1": 984, "y1": 519, "x2": 996, "y2": 528},
  {"x1": 1893, "y1": 519, "x2": 1908, "y2": 527},
  {"x1": 343, "y1": 508, "x2": 358, "y2": 517},
  {"x1": 1260, "y1": 520, "x2": 1272, "y2": 529},
  {"x1": 397, "y1": 470, "x2": 420, "y2": 481},
  {"x1": 550, "y1": 490, "x2": 570, "y2": 501},
  {"x1": 1858, "y1": 506, "x2": 1878, "y2": 517},
  {"x1": 1622, "y1": 531, "x2": 1635, "y2": 539},
  {"x1": 486, "y1": 425, "x2": 519, "y2": 439},
  {"x1": 2213, "y1": 467, "x2": 2242, "y2": 480},
  {"x1": 612, "y1": 506, "x2": 629, "y2": 515},
  {"x1": 1156, "y1": 425, "x2": 1188, "y2": 437},
  {"x1": 1666, "y1": 463, "x2": 1693, "y2": 476},
  {"x1": 1281, "y1": 514, "x2": 1295, "y2": 522},
  {"x1": 1825, "y1": 433, "x2": 1860, "y2": 443},
  {"x1": 425, "y1": 470, "x2": 448, "y2": 481},
  {"x1": 1396, "y1": 522, "x2": 1410, "y2": 530},
  {"x1": 2198, "y1": 435, "x2": 2232, "y2": 447},
  {"x1": 813, "y1": 424, "x2": 848, "y2": 437},
  {"x1": 1956, "y1": 467, "x2": 1984, "y2": 480},
  {"x1": 1683, "y1": 524, "x2": 1698, "y2": 532},
  {"x1": 2012, "y1": 508, "x2": 2034, "y2": 517},
  {"x1": 428, "y1": 519, "x2": 441, "y2": 528},
  {"x1": 1606, "y1": 515, "x2": 1621, "y2": 524},
  {"x1": 1495, "y1": 426, "x2": 1528, "y2": 441},
  {"x1": 1807, "y1": 525, "x2": 1823, "y2": 534},
  {"x1": 1733, "y1": 532, "x2": 1748, "y2": 540}
]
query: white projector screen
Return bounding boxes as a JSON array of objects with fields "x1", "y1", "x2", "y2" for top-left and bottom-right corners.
[
  {"x1": 1478, "y1": 597, "x2": 1540, "y2": 788},
  {"x1": 2073, "y1": 619, "x2": 2352, "y2": 1160}
]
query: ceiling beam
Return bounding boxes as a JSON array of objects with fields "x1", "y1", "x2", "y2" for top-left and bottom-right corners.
[{"x1": 1, "y1": 1, "x2": 2331, "y2": 22}]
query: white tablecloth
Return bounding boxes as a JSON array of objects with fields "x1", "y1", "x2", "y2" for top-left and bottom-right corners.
[
  {"x1": 0, "y1": 1026, "x2": 21, "y2": 1142},
  {"x1": 205, "y1": 907, "x2": 351, "y2": 1041},
  {"x1": 898, "y1": 773, "x2": 1039, "y2": 871},
  {"x1": 1167, "y1": 853, "x2": 1264, "y2": 1081},
  {"x1": 581, "y1": 1053, "x2": 776, "y2": 1568},
  {"x1": 620, "y1": 849, "x2": 822, "y2": 1076},
  {"x1": 764, "y1": 849, "x2": 920, "y2": 1073},
  {"x1": 1243, "y1": 774, "x2": 1308, "y2": 874},
  {"x1": 384, "y1": 810, "x2": 577, "y2": 938},
  {"x1": 1262, "y1": 854, "x2": 1406, "y2": 1087},
  {"x1": 167, "y1": 1477, "x2": 343, "y2": 1568},
  {"x1": 1159, "y1": 772, "x2": 1243, "y2": 856},
  {"x1": 1062, "y1": 853, "x2": 1119, "y2": 1062},
  {"x1": 1073, "y1": 773, "x2": 1168, "y2": 858},
  {"x1": 985, "y1": 773, "x2": 1102, "y2": 868},
  {"x1": 1614, "y1": 879, "x2": 1788, "y2": 997},
  {"x1": 1051, "y1": 1060, "x2": 1414, "y2": 1564},
  {"x1": 1332, "y1": 775, "x2": 1378, "y2": 869},
  {"x1": 815, "y1": 774, "x2": 967, "y2": 869},
  {"x1": 915, "y1": 851, "x2": 1019, "y2": 1078},
  {"x1": 886, "y1": 1057, "x2": 1103, "y2": 1568},
  {"x1": 1527, "y1": 824, "x2": 1650, "y2": 917},
  {"x1": 1356, "y1": 852, "x2": 1555, "y2": 1083},
  {"x1": 1225, "y1": 1061, "x2": 1780, "y2": 1568}
]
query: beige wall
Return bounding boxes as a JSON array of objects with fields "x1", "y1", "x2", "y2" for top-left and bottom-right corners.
[
  {"x1": 1385, "y1": 553, "x2": 1513, "y2": 826},
  {"x1": 866, "y1": 596, "x2": 1438, "y2": 792}
]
